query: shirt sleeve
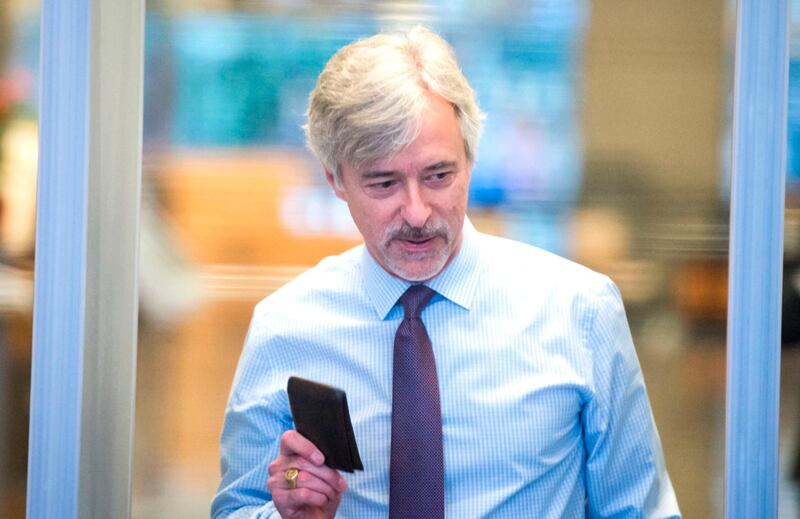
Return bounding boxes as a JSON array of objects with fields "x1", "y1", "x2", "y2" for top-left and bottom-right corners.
[
  {"x1": 581, "y1": 279, "x2": 681, "y2": 518},
  {"x1": 210, "y1": 315, "x2": 290, "y2": 519}
]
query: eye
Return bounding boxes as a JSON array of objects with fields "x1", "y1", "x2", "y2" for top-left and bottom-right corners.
[
  {"x1": 371, "y1": 180, "x2": 394, "y2": 189},
  {"x1": 426, "y1": 171, "x2": 453, "y2": 185},
  {"x1": 365, "y1": 178, "x2": 398, "y2": 194}
]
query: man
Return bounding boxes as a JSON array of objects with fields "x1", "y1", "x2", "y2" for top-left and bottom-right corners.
[{"x1": 212, "y1": 26, "x2": 680, "y2": 518}]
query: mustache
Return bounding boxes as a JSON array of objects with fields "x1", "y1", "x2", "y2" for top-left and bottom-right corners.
[{"x1": 388, "y1": 221, "x2": 448, "y2": 241}]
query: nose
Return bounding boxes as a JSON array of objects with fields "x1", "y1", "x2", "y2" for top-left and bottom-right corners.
[{"x1": 400, "y1": 182, "x2": 432, "y2": 228}]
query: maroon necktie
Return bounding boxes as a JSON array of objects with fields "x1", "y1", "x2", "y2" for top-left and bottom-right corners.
[{"x1": 389, "y1": 284, "x2": 444, "y2": 519}]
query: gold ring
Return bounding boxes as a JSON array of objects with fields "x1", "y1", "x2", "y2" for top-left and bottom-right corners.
[{"x1": 284, "y1": 467, "x2": 300, "y2": 489}]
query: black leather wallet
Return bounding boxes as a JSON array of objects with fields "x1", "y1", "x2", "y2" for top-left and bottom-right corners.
[{"x1": 287, "y1": 376, "x2": 364, "y2": 472}]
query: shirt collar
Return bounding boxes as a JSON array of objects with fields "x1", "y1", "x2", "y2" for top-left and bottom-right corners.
[{"x1": 361, "y1": 217, "x2": 482, "y2": 319}]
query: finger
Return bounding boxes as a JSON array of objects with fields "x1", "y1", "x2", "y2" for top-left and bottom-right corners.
[
  {"x1": 270, "y1": 467, "x2": 340, "y2": 501},
  {"x1": 279, "y1": 430, "x2": 325, "y2": 465},
  {"x1": 298, "y1": 468, "x2": 347, "y2": 499},
  {"x1": 269, "y1": 454, "x2": 347, "y2": 493},
  {"x1": 283, "y1": 486, "x2": 331, "y2": 509}
]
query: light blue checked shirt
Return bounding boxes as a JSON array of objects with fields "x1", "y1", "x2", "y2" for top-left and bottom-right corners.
[{"x1": 212, "y1": 220, "x2": 680, "y2": 518}]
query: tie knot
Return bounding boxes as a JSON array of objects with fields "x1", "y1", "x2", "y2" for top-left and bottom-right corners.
[{"x1": 399, "y1": 284, "x2": 436, "y2": 319}]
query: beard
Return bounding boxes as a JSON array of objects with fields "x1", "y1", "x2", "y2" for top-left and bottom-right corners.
[{"x1": 379, "y1": 219, "x2": 453, "y2": 281}]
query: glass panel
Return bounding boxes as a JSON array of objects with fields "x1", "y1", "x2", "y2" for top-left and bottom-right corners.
[
  {"x1": 0, "y1": 1, "x2": 39, "y2": 517},
  {"x1": 133, "y1": 1, "x2": 796, "y2": 518}
]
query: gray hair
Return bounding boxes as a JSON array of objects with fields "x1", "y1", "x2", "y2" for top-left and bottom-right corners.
[{"x1": 305, "y1": 26, "x2": 484, "y2": 184}]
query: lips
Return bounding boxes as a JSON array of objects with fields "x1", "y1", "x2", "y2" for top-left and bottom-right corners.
[{"x1": 399, "y1": 236, "x2": 436, "y2": 252}]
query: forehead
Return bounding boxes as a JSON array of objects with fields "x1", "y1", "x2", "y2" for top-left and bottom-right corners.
[{"x1": 356, "y1": 96, "x2": 465, "y2": 174}]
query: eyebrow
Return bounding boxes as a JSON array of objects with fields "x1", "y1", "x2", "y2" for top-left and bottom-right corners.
[
  {"x1": 360, "y1": 161, "x2": 458, "y2": 180},
  {"x1": 361, "y1": 170, "x2": 397, "y2": 180},
  {"x1": 424, "y1": 160, "x2": 457, "y2": 172}
]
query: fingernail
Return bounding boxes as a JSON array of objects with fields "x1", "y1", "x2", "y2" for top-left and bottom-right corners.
[
  {"x1": 311, "y1": 451, "x2": 324, "y2": 465},
  {"x1": 339, "y1": 477, "x2": 348, "y2": 491}
]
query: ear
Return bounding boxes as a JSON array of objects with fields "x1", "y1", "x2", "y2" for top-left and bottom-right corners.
[{"x1": 325, "y1": 168, "x2": 348, "y2": 201}]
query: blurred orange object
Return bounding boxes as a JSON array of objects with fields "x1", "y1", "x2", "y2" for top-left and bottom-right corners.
[
  {"x1": 158, "y1": 150, "x2": 361, "y2": 267},
  {"x1": 672, "y1": 259, "x2": 728, "y2": 322}
]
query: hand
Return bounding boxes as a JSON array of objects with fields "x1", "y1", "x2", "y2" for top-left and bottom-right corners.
[{"x1": 268, "y1": 430, "x2": 348, "y2": 519}]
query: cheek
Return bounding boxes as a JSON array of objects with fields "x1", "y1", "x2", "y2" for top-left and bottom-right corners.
[
  {"x1": 348, "y1": 202, "x2": 394, "y2": 236},
  {"x1": 444, "y1": 188, "x2": 469, "y2": 215}
]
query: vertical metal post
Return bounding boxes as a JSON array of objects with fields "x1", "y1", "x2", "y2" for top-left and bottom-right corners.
[
  {"x1": 27, "y1": 2, "x2": 91, "y2": 515},
  {"x1": 725, "y1": 1, "x2": 789, "y2": 518},
  {"x1": 27, "y1": 0, "x2": 144, "y2": 518}
]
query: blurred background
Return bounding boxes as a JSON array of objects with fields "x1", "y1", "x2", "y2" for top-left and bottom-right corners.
[{"x1": 2, "y1": 0, "x2": 800, "y2": 517}]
